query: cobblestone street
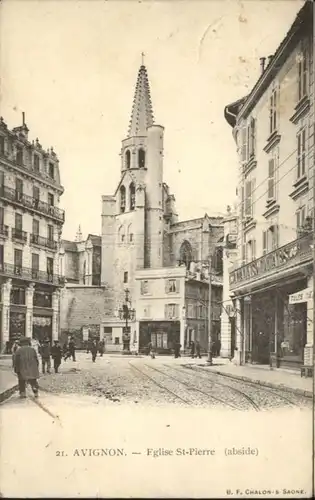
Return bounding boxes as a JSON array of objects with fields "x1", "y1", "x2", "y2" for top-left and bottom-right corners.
[{"x1": 35, "y1": 353, "x2": 312, "y2": 411}]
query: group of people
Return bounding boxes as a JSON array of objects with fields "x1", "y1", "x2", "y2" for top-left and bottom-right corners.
[
  {"x1": 86, "y1": 338, "x2": 105, "y2": 362},
  {"x1": 146, "y1": 339, "x2": 202, "y2": 359},
  {"x1": 12, "y1": 337, "x2": 64, "y2": 375}
]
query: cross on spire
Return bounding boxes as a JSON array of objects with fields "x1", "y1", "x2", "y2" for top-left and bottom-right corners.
[{"x1": 141, "y1": 52, "x2": 145, "y2": 66}]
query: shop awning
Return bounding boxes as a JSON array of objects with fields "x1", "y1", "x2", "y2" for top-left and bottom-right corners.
[{"x1": 289, "y1": 287, "x2": 313, "y2": 304}]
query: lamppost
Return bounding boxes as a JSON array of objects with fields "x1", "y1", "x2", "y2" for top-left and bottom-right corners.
[{"x1": 118, "y1": 288, "x2": 136, "y2": 354}]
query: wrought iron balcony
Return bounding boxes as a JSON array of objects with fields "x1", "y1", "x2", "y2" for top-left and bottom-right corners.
[
  {"x1": 12, "y1": 228, "x2": 27, "y2": 243},
  {"x1": 0, "y1": 185, "x2": 65, "y2": 223},
  {"x1": 0, "y1": 224, "x2": 9, "y2": 237},
  {"x1": 229, "y1": 233, "x2": 313, "y2": 290},
  {"x1": 30, "y1": 233, "x2": 58, "y2": 251},
  {"x1": 0, "y1": 262, "x2": 62, "y2": 286}
]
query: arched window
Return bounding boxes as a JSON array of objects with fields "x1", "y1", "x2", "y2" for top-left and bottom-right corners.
[
  {"x1": 179, "y1": 240, "x2": 193, "y2": 267},
  {"x1": 138, "y1": 148, "x2": 145, "y2": 168},
  {"x1": 118, "y1": 225, "x2": 125, "y2": 243},
  {"x1": 129, "y1": 183, "x2": 135, "y2": 211},
  {"x1": 120, "y1": 185, "x2": 126, "y2": 213},
  {"x1": 125, "y1": 150, "x2": 131, "y2": 169}
]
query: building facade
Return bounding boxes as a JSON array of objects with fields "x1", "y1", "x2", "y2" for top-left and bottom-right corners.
[
  {"x1": 0, "y1": 115, "x2": 65, "y2": 350},
  {"x1": 224, "y1": 2, "x2": 314, "y2": 372}
]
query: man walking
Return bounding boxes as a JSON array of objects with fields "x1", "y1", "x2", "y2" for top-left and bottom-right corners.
[
  {"x1": 51, "y1": 340, "x2": 62, "y2": 373},
  {"x1": 98, "y1": 338, "x2": 105, "y2": 357},
  {"x1": 195, "y1": 340, "x2": 201, "y2": 359},
  {"x1": 13, "y1": 337, "x2": 39, "y2": 399},
  {"x1": 174, "y1": 341, "x2": 181, "y2": 359},
  {"x1": 40, "y1": 338, "x2": 51, "y2": 374},
  {"x1": 65, "y1": 336, "x2": 76, "y2": 361},
  {"x1": 91, "y1": 340, "x2": 98, "y2": 362},
  {"x1": 190, "y1": 340, "x2": 195, "y2": 359}
]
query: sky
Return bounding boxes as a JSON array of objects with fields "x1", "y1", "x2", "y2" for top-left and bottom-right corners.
[{"x1": 0, "y1": 0, "x2": 304, "y2": 240}]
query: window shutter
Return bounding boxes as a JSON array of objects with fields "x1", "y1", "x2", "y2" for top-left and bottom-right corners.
[
  {"x1": 262, "y1": 231, "x2": 267, "y2": 255},
  {"x1": 175, "y1": 304, "x2": 179, "y2": 318},
  {"x1": 165, "y1": 280, "x2": 169, "y2": 293},
  {"x1": 176, "y1": 279, "x2": 180, "y2": 293},
  {"x1": 241, "y1": 125, "x2": 247, "y2": 163},
  {"x1": 241, "y1": 185, "x2": 245, "y2": 219},
  {"x1": 251, "y1": 179, "x2": 255, "y2": 217},
  {"x1": 251, "y1": 117, "x2": 256, "y2": 157},
  {"x1": 245, "y1": 180, "x2": 252, "y2": 216},
  {"x1": 164, "y1": 304, "x2": 168, "y2": 319},
  {"x1": 268, "y1": 159, "x2": 275, "y2": 199}
]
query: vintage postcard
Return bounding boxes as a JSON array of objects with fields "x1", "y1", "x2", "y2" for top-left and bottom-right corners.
[{"x1": 0, "y1": 0, "x2": 314, "y2": 498}]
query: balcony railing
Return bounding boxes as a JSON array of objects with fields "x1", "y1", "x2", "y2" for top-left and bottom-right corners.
[
  {"x1": 0, "y1": 225, "x2": 9, "y2": 237},
  {"x1": 0, "y1": 185, "x2": 65, "y2": 223},
  {"x1": 31, "y1": 233, "x2": 58, "y2": 251},
  {"x1": 229, "y1": 233, "x2": 313, "y2": 289},
  {"x1": 12, "y1": 228, "x2": 27, "y2": 243},
  {"x1": 0, "y1": 262, "x2": 62, "y2": 286}
]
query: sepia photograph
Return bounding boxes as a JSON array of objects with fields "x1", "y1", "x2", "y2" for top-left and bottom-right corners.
[{"x1": 0, "y1": 0, "x2": 314, "y2": 497}]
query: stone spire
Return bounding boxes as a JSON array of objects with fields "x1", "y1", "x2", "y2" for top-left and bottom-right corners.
[
  {"x1": 75, "y1": 225, "x2": 83, "y2": 243},
  {"x1": 127, "y1": 63, "x2": 154, "y2": 137}
]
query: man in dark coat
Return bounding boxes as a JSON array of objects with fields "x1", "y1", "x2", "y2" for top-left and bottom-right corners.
[
  {"x1": 13, "y1": 337, "x2": 39, "y2": 398},
  {"x1": 40, "y1": 339, "x2": 51, "y2": 374},
  {"x1": 190, "y1": 340, "x2": 195, "y2": 358},
  {"x1": 195, "y1": 340, "x2": 201, "y2": 359},
  {"x1": 174, "y1": 341, "x2": 181, "y2": 358},
  {"x1": 91, "y1": 340, "x2": 98, "y2": 362},
  {"x1": 98, "y1": 339, "x2": 105, "y2": 357},
  {"x1": 51, "y1": 340, "x2": 62, "y2": 373},
  {"x1": 65, "y1": 337, "x2": 76, "y2": 361}
]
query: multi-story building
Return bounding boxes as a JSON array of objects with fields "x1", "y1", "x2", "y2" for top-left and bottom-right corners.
[
  {"x1": 134, "y1": 263, "x2": 222, "y2": 354},
  {"x1": 220, "y1": 207, "x2": 238, "y2": 359},
  {"x1": 224, "y1": 1, "x2": 314, "y2": 373},
  {"x1": 0, "y1": 115, "x2": 65, "y2": 350}
]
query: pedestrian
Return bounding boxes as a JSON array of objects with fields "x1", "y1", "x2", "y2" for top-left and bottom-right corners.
[
  {"x1": 174, "y1": 341, "x2": 181, "y2": 359},
  {"x1": 39, "y1": 338, "x2": 51, "y2": 374},
  {"x1": 147, "y1": 341, "x2": 152, "y2": 356},
  {"x1": 13, "y1": 337, "x2": 39, "y2": 399},
  {"x1": 190, "y1": 340, "x2": 195, "y2": 358},
  {"x1": 51, "y1": 340, "x2": 62, "y2": 373},
  {"x1": 91, "y1": 340, "x2": 98, "y2": 362},
  {"x1": 98, "y1": 338, "x2": 105, "y2": 357},
  {"x1": 148, "y1": 342, "x2": 156, "y2": 359},
  {"x1": 195, "y1": 340, "x2": 201, "y2": 359},
  {"x1": 12, "y1": 339, "x2": 20, "y2": 368},
  {"x1": 65, "y1": 336, "x2": 76, "y2": 361}
]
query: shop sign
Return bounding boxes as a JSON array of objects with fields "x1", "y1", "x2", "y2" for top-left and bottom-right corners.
[
  {"x1": 230, "y1": 234, "x2": 312, "y2": 287},
  {"x1": 33, "y1": 316, "x2": 51, "y2": 327},
  {"x1": 289, "y1": 288, "x2": 313, "y2": 304}
]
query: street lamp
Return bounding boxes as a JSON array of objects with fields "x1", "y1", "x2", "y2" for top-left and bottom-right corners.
[{"x1": 118, "y1": 288, "x2": 136, "y2": 354}]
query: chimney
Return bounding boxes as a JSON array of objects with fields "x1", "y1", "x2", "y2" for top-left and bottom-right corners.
[
  {"x1": 22, "y1": 112, "x2": 25, "y2": 125},
  {"x1": 259, "y1": 57, "x2": 266, "y2": 74}
]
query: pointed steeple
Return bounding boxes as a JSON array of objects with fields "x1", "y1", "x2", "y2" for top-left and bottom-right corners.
[{"x1": 128, "y1": 63, "x2": 154, "y2": 137}]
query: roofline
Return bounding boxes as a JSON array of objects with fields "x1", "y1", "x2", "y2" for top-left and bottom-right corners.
[{"x1": 235, "y1": 1, "x2": 312, "y2": 121}]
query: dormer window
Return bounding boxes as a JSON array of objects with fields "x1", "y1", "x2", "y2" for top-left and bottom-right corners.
[
  {"x1": 16, "y1": 145, "x2": 23, "y2": 166},
  {"x1": 125, "y1": 150, "x2": 131, "y2": 169},
  {"x1": 129, "y1": 183, "x2": 135, "y2": 211},
  {"x1": 34, "y1": 155, "x2": 40, "y2": 172},
  {"x1": 48, "y1": 162, "x2": 55, "y2": 179},
  {"x1": 138, "y1": 148, "x2": 145, "y2": 168},
  {"x1": 120, "y1": 185, "x2": 126, "y2": 213}
]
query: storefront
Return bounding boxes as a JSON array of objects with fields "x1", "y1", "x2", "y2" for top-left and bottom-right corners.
[
  {"x1": 33, "y1": 315, "x2": 52, "y2": 343},
  {"x1": 10, "y1": 310, "x2": 26, "y2": 340},
  {"x1": 139, "y1": 321, "x2": 180, "y2": 354},
  {"x1": 243, "y1": 278, "x2": 308, "y2": 371}
]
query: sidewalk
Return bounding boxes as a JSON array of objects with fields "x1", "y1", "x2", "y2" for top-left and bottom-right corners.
[
  {"x1": 0, "y1": 357, "x2": 18, "y2": 403},
  {"x1": 200, "y1": 359, "x2": 313, "y2": 399}
]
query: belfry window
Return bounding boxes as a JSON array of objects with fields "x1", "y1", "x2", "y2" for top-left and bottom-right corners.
[
  {"x1": 138, "y1": 148, "x2": 145, "y2": 168},
  {"x1": 179, "y1": 240, "x2": 193, "y2": 267},
  {"x1": 120, "y1": 185, "x2": 126, "y2": 213},
  {"x1": 130, "y1": 183, "x2": 135, "y2": 211},
  {"x1": 125, "y1": 150, "x2": 131, "y2": 169}
]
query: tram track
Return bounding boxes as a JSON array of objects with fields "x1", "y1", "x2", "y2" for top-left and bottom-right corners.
[
  {"x1": 128, "y1": 362, "x2": 192, "y2": 405},
  {"x1": 185, "y1": 365, "x2": 303, "y2": 409}
]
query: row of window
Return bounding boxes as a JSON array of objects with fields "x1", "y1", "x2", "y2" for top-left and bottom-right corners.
[
  {"x1": 242, "y1": 210, "x2": 309, "y2": 263},
  {"x1": 0, "y1": 207, "x2": 55, "y2": 241},
  {"x1": 140, "y1": 278, "x2": 180, "y2": 295},
  {"x1": 0, "y1": 135, "x2": 55, "y2": 180},
  {"x1": 2, "y1": 286, "x2": 53, "y2": 308},
  {"x1": 0, "y1": 172, "x2": 56, "y2": 206},
  {"x1": 142, "y1": 304, "x2": 180, "y2": 320},
  {"x1": 124, "y1": 148, "x2": 145, "y2": 169},
  {"x1": 120, "y1": 183, "x2": 135, "y2": 213},
  {"x1": 0, "y1": 244, "x2": 54, "y2": 274}
]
